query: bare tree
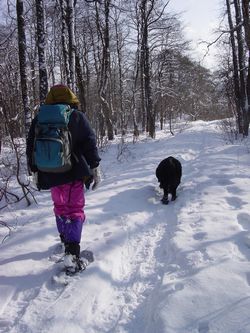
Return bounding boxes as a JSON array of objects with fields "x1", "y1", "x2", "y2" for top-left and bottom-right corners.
[
  {"x1": 113, "y1": 5, "x2": 126, "y2": 134},
  {"x1": 234, "y1": 0, "x2": 248, "y2": 135},
  {"x1": 0, "y1": 0, "x2": 225, "y2": 147},
  {"x1": 35, "y1": 0, "x2": 48, "y2": 102},
  {"x1": 224, "y1": 0, "x2": 249, "y2": 136},
  {"x1": 60, "y1": 0, "x2": 71, "y2": 86},
  {"x1": 66, "y1": 0, "x2": 76, "y2": 90},
  {"x1": 133, "y1": 0, "x2": 171, "y2": 138},
  {"x1": 94, "y1": 0, "x2": 114, "y2": 140},
  {"x1": 16, "y1": 0, "x2": 31, "y2": 138},
  {"x1": 242, "y1": 0, "x2": 250, "y2": 132}
]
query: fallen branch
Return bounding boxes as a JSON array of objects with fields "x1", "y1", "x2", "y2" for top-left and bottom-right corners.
[{"x1": 0, "y1": 219, "x2": 13, "y2": 243}]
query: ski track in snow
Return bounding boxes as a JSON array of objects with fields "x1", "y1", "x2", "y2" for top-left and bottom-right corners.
[{"x1": 1, "y1": 121, "x2": 250, "y2": 332}]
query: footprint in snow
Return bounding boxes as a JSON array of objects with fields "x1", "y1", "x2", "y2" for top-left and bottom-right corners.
[
  {"x1": 226, "y1": 185, "x2": 242, "y2": 195},
  {"x1": 246, "y1": 272, "x2": 250, "y2": 286},
  {"x1": 104, "y1": 231, "x2": 112, "y2": 237},
  {"x1": 243, "y1": 233, "x2": 250, "y2": 248},
  {"x1": 94, "y1": 221, "x2": 101, "y2": 225},
  {"x1": 198, "y1": 320, "x2": 210, "y2": 333},
  {"x1": 226, "y1": 196, "x2": 246, "y2": 209},
  {"x1": 193, "y1": 232, "x2": 207, "y2": 241},
  {"x1": 216, "y1": 178, "x2": 233, "y2": 186},
  {"x1": 237, "y1": 212, "x2": 250, "y2": 230},
  {"x1": 174, "y1": 282, "x2": 184, "y2": 291}
]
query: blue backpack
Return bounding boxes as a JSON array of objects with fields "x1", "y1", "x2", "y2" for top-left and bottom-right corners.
[{"x1": 34, "y1": 104, "x2": 73, "y2": 173}]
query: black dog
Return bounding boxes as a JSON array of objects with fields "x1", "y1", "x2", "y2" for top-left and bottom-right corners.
[{"x1": 156, "y1": 156, "x2": 182, "y2": 204}]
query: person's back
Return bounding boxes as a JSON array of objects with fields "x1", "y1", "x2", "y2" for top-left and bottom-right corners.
[
  {"x1": 26, "y1": 84, "x2": 101, "y2": 274},
  {"x1": 33, "y1": 103, "x2": 73, "y2": 174},
  {"x1": 27, "y1": 84, "x2": 100, "y2": 190}
]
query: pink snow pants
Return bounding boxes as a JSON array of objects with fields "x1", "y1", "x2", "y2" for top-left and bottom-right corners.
[{"x1": 51, "y1": 181, "x2": 85, "y2": 243}]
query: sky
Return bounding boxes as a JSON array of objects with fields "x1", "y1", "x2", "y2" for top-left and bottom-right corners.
[
  {"x1": 1, "y1": 118, "x2": 250, "y2": 332},
  {"x1": 0, "y1": 0, "x2": 7, "y2": 21},
  {"x1": 169, "y1": 0, "x2": 224, "y2": 69}
]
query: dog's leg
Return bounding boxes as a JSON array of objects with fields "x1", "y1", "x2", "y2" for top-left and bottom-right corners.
[
  {"x1": 171, "y1": 188, "x2": 177, "y2": 201},
  {"x1": 161, "y1": 188, "x2": 169, "y2": 204}
]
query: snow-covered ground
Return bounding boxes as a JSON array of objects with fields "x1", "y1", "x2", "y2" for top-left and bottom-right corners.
[{"x1": 1, "y1": 120, "x2": 250, "y2": 333}]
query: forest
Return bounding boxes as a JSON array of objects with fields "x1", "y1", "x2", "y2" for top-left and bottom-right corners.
[{"x1": 0, "y1": 0, "x2": 250, "y2": 206}]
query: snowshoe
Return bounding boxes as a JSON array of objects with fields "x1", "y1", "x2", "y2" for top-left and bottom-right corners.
[{"x1": 64, "y1": 254, "x2": 87, "y2": 276}]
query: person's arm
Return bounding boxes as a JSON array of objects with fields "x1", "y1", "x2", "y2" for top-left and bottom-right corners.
[{"x1": 77, "y1": 112, "x2": 101, "y2": 168}]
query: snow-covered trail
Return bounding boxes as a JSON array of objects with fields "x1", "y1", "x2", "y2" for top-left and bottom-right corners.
[{"x1": 1, "y1": 121, "x2": 250, "y2": 333}]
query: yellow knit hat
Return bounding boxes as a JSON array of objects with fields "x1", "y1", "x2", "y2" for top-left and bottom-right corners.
[{"x1": 45, "y1": 84, "x2": 80, "y2": 106}]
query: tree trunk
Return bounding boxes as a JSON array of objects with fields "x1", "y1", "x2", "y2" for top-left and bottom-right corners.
[
  {"x1": 95, "y1": 0, "x2": 114, "y2": 140},
  {"x1": 226, "y1": 0, "x2": 243, "y2": 133},
  {"x1": 114, "y1": 10, "x2": 126, "y2": 134},
  {"x1": 66, "y1": 0, "x2": 76, "y2": 91},
  {"x1": 242, "y1": 0, "x2": 250, "y2": 135},
  {"x1": 140, "y1": 0, "x2": 147, "y2": 131},
  {"x1": 139, "y1": 0, "x2": 155, "y2": 138},
  {"x1": 234, "y1": 0, "x2": 248, "y2": 136},
  {"x1": 35, "y1": 0, "x2": 48, "y2": 103},
  {"x1": 60, "y1": 0, "x2": 71, "y2": 86},
  {"x1": 16, "y1": 0, "x2": 31, "y2": 138},
  {"x1": 75, "y1": 52, "x2": 87, "y2": 113},
  {"x1": 144, "y1": 33, "x2": 155, "y2": 138}
]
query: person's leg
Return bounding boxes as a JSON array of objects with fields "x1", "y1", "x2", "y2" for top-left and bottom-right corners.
[
  {"x1": 63, "y1": 216, "x2": 83, "y2": 257},
  {"x1": 51, "y1": 181, "x2": 85, "y2": 257},
  {"x1": 51, "y1": 185, "x2": 68, "y2": 243}
]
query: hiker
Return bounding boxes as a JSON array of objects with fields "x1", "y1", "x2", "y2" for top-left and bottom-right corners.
[{"x1": 26, "y1": 84, "x2": 101, "y2": 273}]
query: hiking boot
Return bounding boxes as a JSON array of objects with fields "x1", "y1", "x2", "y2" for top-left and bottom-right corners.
[
  {"x1": 64, "y1": 254, "x2": 85, "y2": 274},
  {"x1": 75, "y1": 256, "x2": 87, "y2": 271},
  {"x1": 64, "y1": 242, "x2": 80, "y2": 257},
  {"x1": 63, "y1": 242, "x2": 83, "y2": 274}
]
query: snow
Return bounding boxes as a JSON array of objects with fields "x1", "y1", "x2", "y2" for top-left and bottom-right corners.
[{"x1": 1, "y1": 119, "x2": 250, "y2": 333}]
